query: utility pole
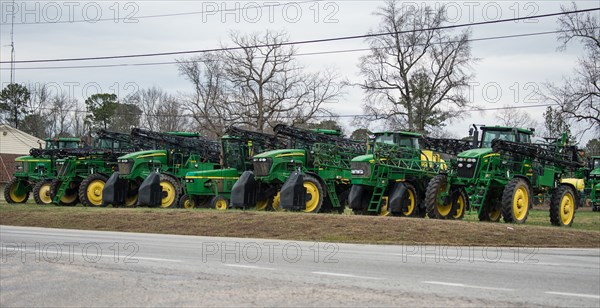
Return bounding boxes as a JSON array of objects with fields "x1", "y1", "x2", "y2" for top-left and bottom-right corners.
[{"x1": 10, "y1": 0, "x2": 16, "y2": 84}]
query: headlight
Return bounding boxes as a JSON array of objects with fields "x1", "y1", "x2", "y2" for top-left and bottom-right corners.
[
  {"x1": 458, "y1": 158, "x2": 464, "y2": 162},
  {"x1": 351, "y1": 169, "x2": 365, "y2": 175},
  {"x1": 458, "y1": 163, "x2": 464, "y2": 168},
  {"x1": 467, "y1": 164, "x2": 472, "y2": 168}
]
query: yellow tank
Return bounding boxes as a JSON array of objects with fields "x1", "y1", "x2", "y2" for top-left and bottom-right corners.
[
  {"x1": 421, "y1": 150, "x2": 447, "y2": 170},
  {"x1": 561, "y1": 178, "x2": 585, "y2": 192}
]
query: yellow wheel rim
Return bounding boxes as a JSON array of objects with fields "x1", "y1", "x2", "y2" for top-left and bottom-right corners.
[
  {"x1": 125, "y1": 194, "x2": 138, "y2": 207},
  {"x1": 86, "y1": 180, "x2": 105, "y2": 207},
  {"x1": 215, "y1": 198, "x2": 228, "y2": 210},
  {"x1": 61, "y1": 188, "x2": 78, "y2": 204},
  {"x1": 39, "y1": 183, "x2": 53, "y2": 204},
  {"x1": 380, "y1": 196, "x2": 389, "y2": 216},
  {"x1": 256, "y1": 199, "x2": 268, "y2": 211},
  {"x1": 182, "y1": 197, "x2": 195, "y2": 209},
  {"x1": 512, "y1": 186, "x2": 529, "y2": 221},
  {"x1": 303, "y1": 181, "x2": 320, "y2": 213},
  {"x1": 489, "y1": 208, "x2": 501, "y2": 221},
  {"x1": 436, "y1": 182, "x2": 452, "y2": 217},
  {"x1": 160, "y1": 181, "x2": 176, "y2": 208},
  {"x1": 560, "y1": 192, "x2": 575, "y2": 225},
  {"x1": 271, "y1": 192, "x2": 283, "y2": 211},
  {"x1": 453, "y1": 193, "x2": 465, "y2": 219},
  {"x1": 9, "y1": 184, "x2": 27, "y2": 203},
  {"x1": 403, "y1": 190, "x2": 416, "y2": 216}
]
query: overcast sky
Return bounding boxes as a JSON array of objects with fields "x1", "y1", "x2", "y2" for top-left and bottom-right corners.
[{"x1": 0, "y1": 0, "x2": 598, "y2": 143}]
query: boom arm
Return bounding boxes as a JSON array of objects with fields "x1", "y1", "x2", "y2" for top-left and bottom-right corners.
[
  {"x1": 131, "y1": 128, "x2": 221, "y2": 163},
  {"x1": 492, "y1": 139, "x2": 584, "y2": 169},
  {"x1": 273, "y1": 124, "x2": 366, "y2": 154},
  {"x1": 421, "y1": 137, "x2": 475, "y2": 156}
]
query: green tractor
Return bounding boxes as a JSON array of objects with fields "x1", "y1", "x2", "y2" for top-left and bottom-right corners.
[
  {"x1": 47, "y1": 130, "x2": 140, "y2": 207},
  {"x1": 102, "y1": 128, "x2": 221, "y2": 208},
  {"x1": 349, "y1": 131, "x2": 473, "y2": 217},
  {"x1": 3, "y1": 137, "x2": 81, "y2": 204},
  {"x1": 231, "y1": 124, "x2": 366, "y2": 213},
  {"x1": 424, "y1": 125, "x2": 586, "y2": 226},
  {"x1": 587, "y1": 156, "x2": 600, "y2": 211},
  {"x1": 181, "y1": 126, "x2": 285, "y2": 210}
]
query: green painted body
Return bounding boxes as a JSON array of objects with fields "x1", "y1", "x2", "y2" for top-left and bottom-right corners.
[
  {"x1": 349, "y1": 132, "x2": 444, "y2": 214},
  {"x1": 9, "y1": 138, "x2": 81, "y2": 196},
  {"x1": 438, "y1": 127, "x2": 584, "y2": 217},
  {"x1": 588, "y1": 156, "x2": 600, "y2": 206}
]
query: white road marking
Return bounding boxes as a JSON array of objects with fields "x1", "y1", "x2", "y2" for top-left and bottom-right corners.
[
  {"x1": 545, "y1": 291, "x2": 600, "y2": 299},
  {"x1": 224, "y1": 264, "x2": 276, "y2": 270},
  {"x1": 312, "y1": 271, "x2": 383, "y2": 280},
  {"x1": 134, "y1": 257, "x2": 182, "y2": 263},
  {"x1": 421, "y1": 281, "x2": 514, "y2": 292}
]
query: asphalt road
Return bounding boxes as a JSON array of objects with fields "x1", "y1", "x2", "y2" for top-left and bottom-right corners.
[{"x1": 1, "y1": 225, "x2": 599, "y2": 307}]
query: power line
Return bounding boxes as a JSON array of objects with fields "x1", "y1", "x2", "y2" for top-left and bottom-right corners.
[
  {"x1": 2, "y1": 7, "x2": 598, "y2": 65},
  {"x1": 2, "y1": 28, "x2": 594, "y2": 71},
  {"x1": 29, "y1": 103, "x2": 559, "y2": 118},
  {"x1": 0, "y1": 0, "x2": 322, "y2": 25}
]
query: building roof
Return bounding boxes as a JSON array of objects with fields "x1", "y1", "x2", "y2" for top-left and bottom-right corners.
[{"x1": 0, "y1": 125, "x2": 46, "y2": 155}]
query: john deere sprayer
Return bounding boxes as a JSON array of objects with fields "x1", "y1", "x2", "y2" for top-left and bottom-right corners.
[
  {"x1": 349, "y1": 131, "x2": 473, "y2": 217},
  {"x1": 46, "y1": 130, "x2": 141, "y2": 207},
  {"x1": 424, "y1": 125, "x2": 586, "y2": 226},
  {"x1": 181, "y1": 126, "x2": 286, "y2": 210},
  {"x1": 102, "y1": 128, "x2": 221, "y2": 208},
  {"x1": 588, "y1": 156, "x2": 600, "y2": 211},
  {"x1": 3, "y1": 137, "x2": 80, "y2": 204},
  {"x1": 231, "y1": 124, "x2": 366, "y2": 213}
]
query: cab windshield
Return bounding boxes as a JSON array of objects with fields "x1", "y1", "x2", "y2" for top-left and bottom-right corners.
[
  {"x1": 375, "y1": 135, "x2": 394, "y2": 145},
  {"x1": 481, "y1": 131, "x2": 515, "y2": 148},
  {"x1": 374, "y1": 135, "x2": 419, "y2": 149},
  {"x1": 593, "y1": 158, "x2": 600, "y2": 170}
]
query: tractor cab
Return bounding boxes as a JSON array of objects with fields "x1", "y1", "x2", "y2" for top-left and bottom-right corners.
[
  {"x1": 373, "y1": 131, "x2": 421, "y2": 148},
  {"x1": 591, "y1": 156, "x2": 600, "y2": 171},
  {"x1": 44, "y1": 137, "x2": 81, "y2": 150},
  {"x1": 476, "y1": 126, "x2": 533, "y2": 148}
]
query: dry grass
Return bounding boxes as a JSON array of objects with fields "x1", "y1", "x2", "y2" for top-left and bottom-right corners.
[{"x1": 1, "y1": 203, "x2": 599, "y2": 248}]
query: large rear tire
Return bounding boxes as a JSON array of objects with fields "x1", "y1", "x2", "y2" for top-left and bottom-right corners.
[
  {"x1": 501, "y1": 178, "x2": 531, "y2": 224},
  {"x1": 79, "y1": 174, "x2": 109, "y2": 207},
  {"x1": 159, "y1": 174, "x2": 180, "y2": 209},
  {"x1": 550, "y1": 185, "x2": 576, "y2": 227},
  {"x1": 425, "y1": 175, "x2": 453, "y2": 219},
  {"x1": 33, "y1": 179, "x2": 53, "y2": 205},
  {"x1": 4, "y1": 178, "x2": 29, "y2": 204}
]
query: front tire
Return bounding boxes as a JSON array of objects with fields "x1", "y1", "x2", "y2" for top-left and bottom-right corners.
[
  {"x1": 210, "y1": 195, "x2": 229, "y2": 210},
  {"x1": 4, "y1": 178, "x2": 29, "y2": 204},
  {"x1": 50, "y1": 179, "x2": 79, "y2": 206},
  {"x1": 159, "y1": 174, "x2": 180, "y2": 209},
  {"x1": 501, "y1": 178, "x2": 531, "y2": 224},
  {"x1": 550, "y1": 185, "x2": 576, "y2": 226},
  {"x1": 451, "y1": 187, "x2": 468, "y2": 220},
  {"x1": 179, "y1": 194, "x2": 197, "y2": 209},
  {"x1": 79, "y1": 174, "x2": 109, "y2": 207},
  {"x1": 33, "y1": 179, "x2": 53, "y2": 205},
  {"x1": 425, "y1": 175, "x2": 453, "y2": 219},
  {"x1": 303, "y1": 175, "x2": 323, "y2": 213}
]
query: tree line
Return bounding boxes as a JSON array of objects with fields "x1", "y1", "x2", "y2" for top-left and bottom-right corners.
[{"x1": 0, "y1": 1, "x2": 597, "y2": 151}]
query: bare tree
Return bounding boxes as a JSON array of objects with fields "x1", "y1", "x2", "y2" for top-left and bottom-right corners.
[
  {"x1": 48, "y1": 92, "x2": 76, "y2": 137},
  {"x1": 358, "y1": 1, "x2": 474, "y2": 134},
  {"x1": 221, "y1": 31, "x2": 342, "y2": 132},
  {"x1": 177, "y1": 53, "x2": 235, "y2": 137},
  {"x1": 20, "y1": 83, "x2": 52, "y2": 138},
  {"x1": 544, "y1": 2, "x2": 599, "y2": 134},
  {"x1": 156, "y1": 97, "x2": 190, "y2": 132},
  {"x1": 494, "y1": 105, "x2": 537, "y2": 129}
]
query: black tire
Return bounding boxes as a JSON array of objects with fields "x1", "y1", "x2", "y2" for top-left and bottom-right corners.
[
  {"x1": 302, "y1": 175, "x2": 324, "y2": 213},
  {"x1": 3, "y1": 178, "x2": 29, "y2": 204},
  {"x1": 451, "y1": 187, "x2": 468, "y2": 220},
  {"x1": 425, "y1": 175, "x2": 453, "y2": 219},
  {"x1": 501, "y1": 178, "x2": 531, "y2": 224},
  {"x1": 401, "y1": 182, "x2": 420, "y2": 217},
  {"x1": 349, "y1": 185, "x2": 371, "y2": 215},
  {"x1": 50, "y1": 179, "x2": 79, "y2": 206},
  {"x1": 210, "y1": 195, "x2": 229, "y2": 210},
  {"x1": 33, "y1": 179, "x2": 53, "y2": 205},
  {"x1": 179, "y1": 194, "x2": 198, "y2": 209},
  {"x1": 79, "y1": 174, "x2": 109, "y2": 207},
  {"x1": 550, "y1": 185, "x2": 576, "y2": 227},
  {"x1": 158, "y1": 174, "x2": 181, "y2": 209}
]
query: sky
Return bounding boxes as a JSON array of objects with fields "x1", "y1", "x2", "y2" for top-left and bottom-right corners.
[{"x1": 0, "y1": 0, "x2": 598, "y2": 144}]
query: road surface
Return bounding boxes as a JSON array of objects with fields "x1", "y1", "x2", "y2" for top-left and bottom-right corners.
[{"x1": 1, "y1": 225, "x2": 599, "y2": 307}]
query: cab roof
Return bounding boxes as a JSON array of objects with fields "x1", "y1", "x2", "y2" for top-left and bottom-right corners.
[
  {"x1": 480, "y1": 126, "x2": 534, "y2": 135},
  {"x1": 374, "y1": 131, "x2": 422, "y2": 137},
  {"x1": 45, "y1": 137, "x2": 80, "y2": 142}
]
